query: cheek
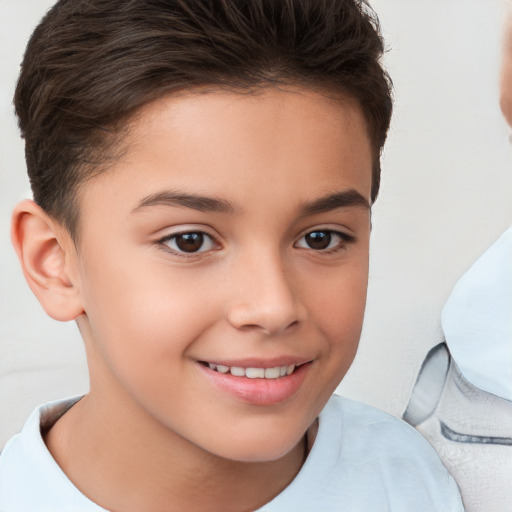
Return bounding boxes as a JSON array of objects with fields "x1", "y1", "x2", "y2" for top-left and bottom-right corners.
[
  {"x1": 310, "y1": 257, "x2": 369, "y2": 352},
  {"x1": 77, "y1": 246, "x2": 215, "y2": 366}
]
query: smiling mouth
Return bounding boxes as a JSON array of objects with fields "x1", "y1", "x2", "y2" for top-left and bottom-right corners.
[
  {"x1": 200, "y1": 360, "x2": 312, "y2": 404},
  {"x1": 202, "y1": 362, "x2": 298, "y2": 379}
]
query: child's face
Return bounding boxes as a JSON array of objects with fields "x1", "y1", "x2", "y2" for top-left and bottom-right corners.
[{"x1": 72, "y1": 87, "x2": 372, "y2": 462}]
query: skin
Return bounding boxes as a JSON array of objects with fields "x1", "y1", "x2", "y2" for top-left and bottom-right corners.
[
  {"x1": 501, "y1": 11, "x2": 512, "y2": 127},
  {"x1": 12, "y1": 87, "x2": 373, "y2": 512}
]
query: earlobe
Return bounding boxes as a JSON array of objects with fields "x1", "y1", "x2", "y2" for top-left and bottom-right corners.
[{"x1": 11, "y1": 199, "x2": 84, "y2": 322}]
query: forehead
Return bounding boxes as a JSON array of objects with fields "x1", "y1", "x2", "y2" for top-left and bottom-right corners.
[
  {"x1": 130, "y1": 86, "x2": 369, "y2": 151},
  {"x1": 76, "y1": 87, "x2": 372, "y2": 228}
]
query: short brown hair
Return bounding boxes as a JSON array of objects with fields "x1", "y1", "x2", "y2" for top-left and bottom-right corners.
[{"x1": 15, "y1": 0, "x2": 392, "y2": 238}]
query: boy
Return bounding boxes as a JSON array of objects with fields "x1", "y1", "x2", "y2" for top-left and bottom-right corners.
[{"x1": 0, "y1": 0, "x2": 464, "y2": 510}]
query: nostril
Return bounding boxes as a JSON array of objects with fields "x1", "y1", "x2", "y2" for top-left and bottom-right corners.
[
  {"x1": 225, "y1": 284, "x2": 305, "y2": 335},
  {"x1": 233, "y1": 319, "x2": 300, "y2": 336},
  {"x1": 238, "y1": 324, "x2": 260, "y2": 332}
]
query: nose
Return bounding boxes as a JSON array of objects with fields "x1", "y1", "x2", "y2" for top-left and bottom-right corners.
[{"x1": 226, "y1": 251, "x2": 306, "y2": 336}]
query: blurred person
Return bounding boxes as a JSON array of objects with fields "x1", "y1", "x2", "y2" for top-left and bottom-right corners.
[{"x1": 403, "y1": 9, "x2": 512, "y2": 512}]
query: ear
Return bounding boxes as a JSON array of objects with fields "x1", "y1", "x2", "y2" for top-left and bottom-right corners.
[{"x1": 11, "y1": 199, "x2": 84, "y2": 322}]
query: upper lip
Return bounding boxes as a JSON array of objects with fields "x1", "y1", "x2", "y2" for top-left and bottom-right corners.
[{"x1": 198, "y1": 356, "x2": 312, "y2": 368}]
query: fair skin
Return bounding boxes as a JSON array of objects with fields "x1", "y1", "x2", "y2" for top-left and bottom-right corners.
[
  {"x1": 501, "y1": 11, "x2": 512, "y2": 127},
  {"x1": 12, "y1": 87, "x2": 373, "y2": 512}
]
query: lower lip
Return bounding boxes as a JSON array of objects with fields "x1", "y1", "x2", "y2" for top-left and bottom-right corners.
[{"x1": 200, "y1": 362, "x2": 311, "y2": 406}]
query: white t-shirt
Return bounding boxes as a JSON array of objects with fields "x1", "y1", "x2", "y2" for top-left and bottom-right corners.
[{"x1": 0, "y1": 395, "x2": 464, "y2": 512}]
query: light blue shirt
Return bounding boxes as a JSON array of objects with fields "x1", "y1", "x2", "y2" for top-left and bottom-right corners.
[{"x1": 0, "y1": 395, "x2": 464, "y2": 511}]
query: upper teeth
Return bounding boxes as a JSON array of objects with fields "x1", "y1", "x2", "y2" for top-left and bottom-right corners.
[{"x1": 208, "y1": 363, "x2": 296, "y2": 379}]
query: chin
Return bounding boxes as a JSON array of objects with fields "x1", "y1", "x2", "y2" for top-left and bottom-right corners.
[{"x1": 211, "y1": 429, "x2": 305, "y2": 464}]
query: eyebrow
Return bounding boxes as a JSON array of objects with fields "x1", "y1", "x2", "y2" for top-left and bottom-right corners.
[
  {"x1": 131, "y1": 188, "x2": 370, "y2": 216},
  {"x1": 299, "y1": 189, "x2": 370, "y2": 216},
  {"x1": 131, "y1": 191, "x2": 239, "y2": 214}
]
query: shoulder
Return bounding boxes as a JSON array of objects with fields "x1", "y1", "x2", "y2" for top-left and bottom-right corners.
[
  {"x1": 325, "y1": 395, "x2": 464, "y2": 508},
  {"x1": 260, "y1": 395, "x2": 464, "y2": 512},
  {"x1": 0, "y1": 397, "x2": 104, "y2": 512},
  {"x1": 326, "y1": 394, "x2": 434, "y2": 446},
  {"x1": 324, "y1": 394, "x2": 454, "y2": 470}
]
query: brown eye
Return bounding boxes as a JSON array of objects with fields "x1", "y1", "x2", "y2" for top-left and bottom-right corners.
[
  {"x1": 304, "y1": 231, "x2": 332, "y2": 250},
  {"x1": 162, "y1": 231, "x2": 216, "y2": 254},
  {"x1": 175, "y1": 233, "x2": 204, "y2": 252},
  {"x1": 295, "y1": 229, "x2": 354, "y2": 252}
]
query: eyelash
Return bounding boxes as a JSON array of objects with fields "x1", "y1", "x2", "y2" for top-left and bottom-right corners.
[
  {"x1": 158, "y1": 231, "x2": 218, "y2": 257},
  {"x1": 294, "y1": 229, "x2": 355, "y2": 254},
  {"x1": 157, "y1": 228, "x2": 355, "y2": 258}
]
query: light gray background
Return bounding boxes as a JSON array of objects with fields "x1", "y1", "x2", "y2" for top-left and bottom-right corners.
[{"x1": 1, "y1": 0, "x2": 512, "y2": 448}]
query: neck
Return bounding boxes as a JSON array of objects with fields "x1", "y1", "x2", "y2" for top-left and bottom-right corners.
[{"x1": 44, "y1": 391, "x2": 308, "y2": 512}]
